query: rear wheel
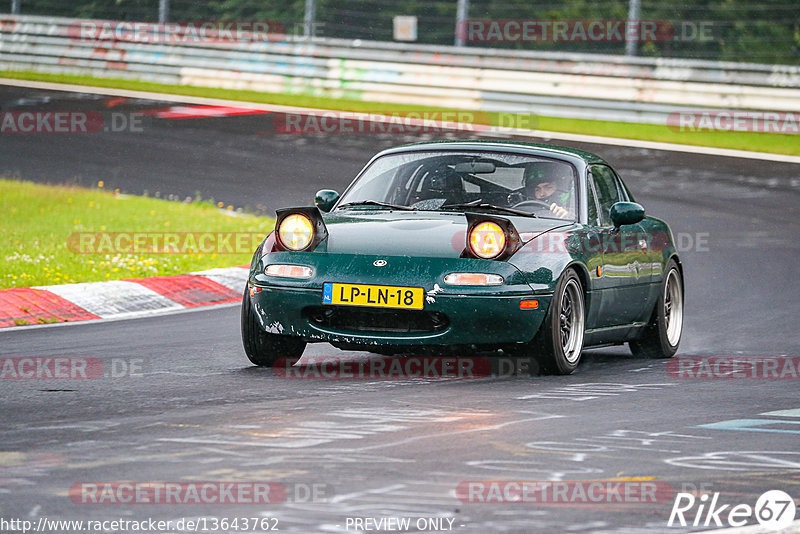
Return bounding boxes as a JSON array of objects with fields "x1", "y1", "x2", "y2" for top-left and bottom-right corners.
[
  {"x1": 241, "y1": 284, "x2": 306, "y2": 367},
  {"x1": 533, "y1": 269, "x2": 585, "y2": 375},
  {"x1": 630, "y1": 260, "x2": 683, "y2": 359}
]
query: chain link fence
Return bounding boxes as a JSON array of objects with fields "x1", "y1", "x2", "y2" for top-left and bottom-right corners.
[{"x1": 5, "y1": 0, "x2": 799, "y2": 64}]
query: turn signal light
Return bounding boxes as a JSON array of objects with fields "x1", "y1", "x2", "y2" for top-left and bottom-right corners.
[
  {"x1": 248, "y1": 285, "x2": 263, "y2": 297},
  {"x1": 265, "y1": 264, "x2": 314, "y2": 278},
  {"x1": 520, "y1": 300, "x2": 539, "y2": 309},
  {"x1": 444, "y1": 273, "x2": 504, "y2": 286}
]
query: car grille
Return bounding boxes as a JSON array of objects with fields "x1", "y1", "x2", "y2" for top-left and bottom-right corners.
[{"x1": 305, "y1": 306, "x2": 449, "y2": 334}]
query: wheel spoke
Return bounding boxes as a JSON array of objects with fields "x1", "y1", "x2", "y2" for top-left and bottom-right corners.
[{"x1": 561, "y1": 313, "x2": 571, "y2": 348}]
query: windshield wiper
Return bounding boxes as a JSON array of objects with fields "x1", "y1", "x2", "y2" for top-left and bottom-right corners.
[
  {"x1": 440, "y1": 201, "x2": 537, "y2": 218},
  {"x1": 337, "y1": 200, "x2": 416, "y2": 211}
]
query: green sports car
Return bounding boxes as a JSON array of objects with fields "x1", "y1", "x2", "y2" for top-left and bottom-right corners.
[{"x1": 242, "y1": 141, "x2": 684, "y2": 375}]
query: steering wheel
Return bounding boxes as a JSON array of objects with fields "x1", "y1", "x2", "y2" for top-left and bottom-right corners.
[{"x1": 512, "y1": 199, "x2": 553, "y2": 210}]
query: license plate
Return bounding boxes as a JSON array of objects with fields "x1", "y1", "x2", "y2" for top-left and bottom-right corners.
[{"x1": 322, "y1": 282, "x2": 424, "y2": 310}]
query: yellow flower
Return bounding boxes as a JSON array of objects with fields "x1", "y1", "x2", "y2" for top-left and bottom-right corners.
[
  {"x1": 89, "y1": 201, "x2": 94, "y2": 207},
  {"x1": 67, "y1": 198, "x2": 72, "y2": 203},
  {"x1": 100, "y1": 225, "x2": 106, "y2": 230},
  {"x1": 217, "y1": 202, "x2": 224, "y2": 208},
  {"x1": 164, "y1": 221, "x2": 171, "y2": 227},
  {"x1": 150, "y1": 210, "x2": 155, "y2": 216},
  {"x1": 227, "y1": 205, "x2": 233, "y2": 210},
  {"x1": 98, "y1": 181, "x2": 104, "y2": 188}
]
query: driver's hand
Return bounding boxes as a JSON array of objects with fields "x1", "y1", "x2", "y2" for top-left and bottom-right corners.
[{"x1": 550, "y1": 203, "x2": 569, "y2": 218}]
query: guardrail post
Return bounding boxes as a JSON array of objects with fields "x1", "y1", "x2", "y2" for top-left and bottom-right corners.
[
  {"x1": 455, "y1": 0, "x2": 469, "y2": 46},
  {"x1": 625, "y1": 0, "x2": 640, "y2": 56},
  {"x1": 158, "y1": 0, "x2": 169, "y2": 23},
  {"x1": 11, "y1": 0, "x2": 20, "y2": 15}
]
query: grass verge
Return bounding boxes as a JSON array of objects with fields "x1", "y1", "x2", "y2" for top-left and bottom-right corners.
[
  {"x1": 2, "y1": 70, "x2": 798, "y2": 156},
  {"x1": 1, "y1": 179, "x2": 273, "y2": 289}
]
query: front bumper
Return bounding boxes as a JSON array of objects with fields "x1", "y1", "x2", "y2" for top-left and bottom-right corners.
[{"x1": 248, "y1": 252, "x2": 551, "y2": 347}]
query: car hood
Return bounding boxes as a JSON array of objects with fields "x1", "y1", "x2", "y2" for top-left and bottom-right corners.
[{"x1": 318, "y1": 210, "x2": 569, "y2": 258}]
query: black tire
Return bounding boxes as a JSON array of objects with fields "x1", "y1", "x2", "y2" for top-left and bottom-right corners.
[
  {"x1": 533, "y1": 269, "x2": 586, "y2": 375},
  {"x1": 241, "y1": 284, "x2": 306, "y2": 367},
  {"x1": 630, "y1": 259, "x2": 683, "y2": 359}
]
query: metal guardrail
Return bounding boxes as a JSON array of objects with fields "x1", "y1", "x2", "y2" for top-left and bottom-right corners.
[{"x1": 1, "y1": 15, "x2": 799, "y2": 125}]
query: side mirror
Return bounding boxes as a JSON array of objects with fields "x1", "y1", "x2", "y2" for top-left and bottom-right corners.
[
  {"x1": 610, "y1": 202, "x2": 645, "y2": 228},
  {"x1": 315, "y1": 189, "x2": 340, "y2": 212}
]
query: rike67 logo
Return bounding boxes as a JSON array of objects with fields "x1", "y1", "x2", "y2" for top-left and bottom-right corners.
[{"x1": 668, "y1": 490, "x2": 796, "y2": 530}]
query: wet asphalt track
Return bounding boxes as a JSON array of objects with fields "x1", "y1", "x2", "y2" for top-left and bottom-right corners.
[{"x1": 1, "y1": 86, "x2": 800, "y2": 533}]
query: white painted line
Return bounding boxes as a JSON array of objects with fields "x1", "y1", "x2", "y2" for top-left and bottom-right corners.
[
  {"x1": 699, "y1": 519, "x2": 800, "y2": 533},
  {"x1": 760, "y1": 409, "x2": 800, "y2": 418},
  {"x1": 2, "y1": 77, "x2": 799, "y2": 164},
  {"x1": 34, "y1": 280, "x2": 182, "y2": 317},
  {"x1": 191, "y1": 266, "x2": 250, "y2": 292}
]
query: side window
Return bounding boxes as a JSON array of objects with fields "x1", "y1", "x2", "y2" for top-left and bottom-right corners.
[
  {"x1": 586, "y1": 174, "x2": 599, "y2": 226},
  {"x1": 589, "y1": 165, "x2": 621, "y2": 226},
  {"x1": 609, "y1": 167, "x2": 632, "y2": 202}
]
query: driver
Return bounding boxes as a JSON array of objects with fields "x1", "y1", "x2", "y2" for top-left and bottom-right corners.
[{"x1": 523, "y1": 164, "x2": 573, "y2": 218}]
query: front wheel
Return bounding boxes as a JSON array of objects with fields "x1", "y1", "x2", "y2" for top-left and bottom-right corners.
[
  {"x1": 534, "y1": 270, "x2": 586, "y2": 375},
  {"x1": 630, "y1": 260, "x2": 683, "y2": 359},
  {"x1": 241, "y1": 284, "x2": 306, "y2": 367}
]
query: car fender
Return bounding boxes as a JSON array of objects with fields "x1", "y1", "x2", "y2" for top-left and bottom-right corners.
[{"x1": 508, "y1": 228, "x2": 597, "y2": 324}]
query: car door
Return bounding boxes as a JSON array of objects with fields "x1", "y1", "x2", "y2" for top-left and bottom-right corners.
[{"x1": 588, "y1": 165, "x2": 651, "y2": 327}]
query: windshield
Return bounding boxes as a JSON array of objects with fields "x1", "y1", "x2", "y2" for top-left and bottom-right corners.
[{"x1": 337, "y1": 151, "x2": 578, "y2": 220}]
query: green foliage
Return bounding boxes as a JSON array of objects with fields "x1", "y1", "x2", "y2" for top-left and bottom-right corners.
[{"x1": 0, "y1": 179, "x2": 274, "y2": 289}]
